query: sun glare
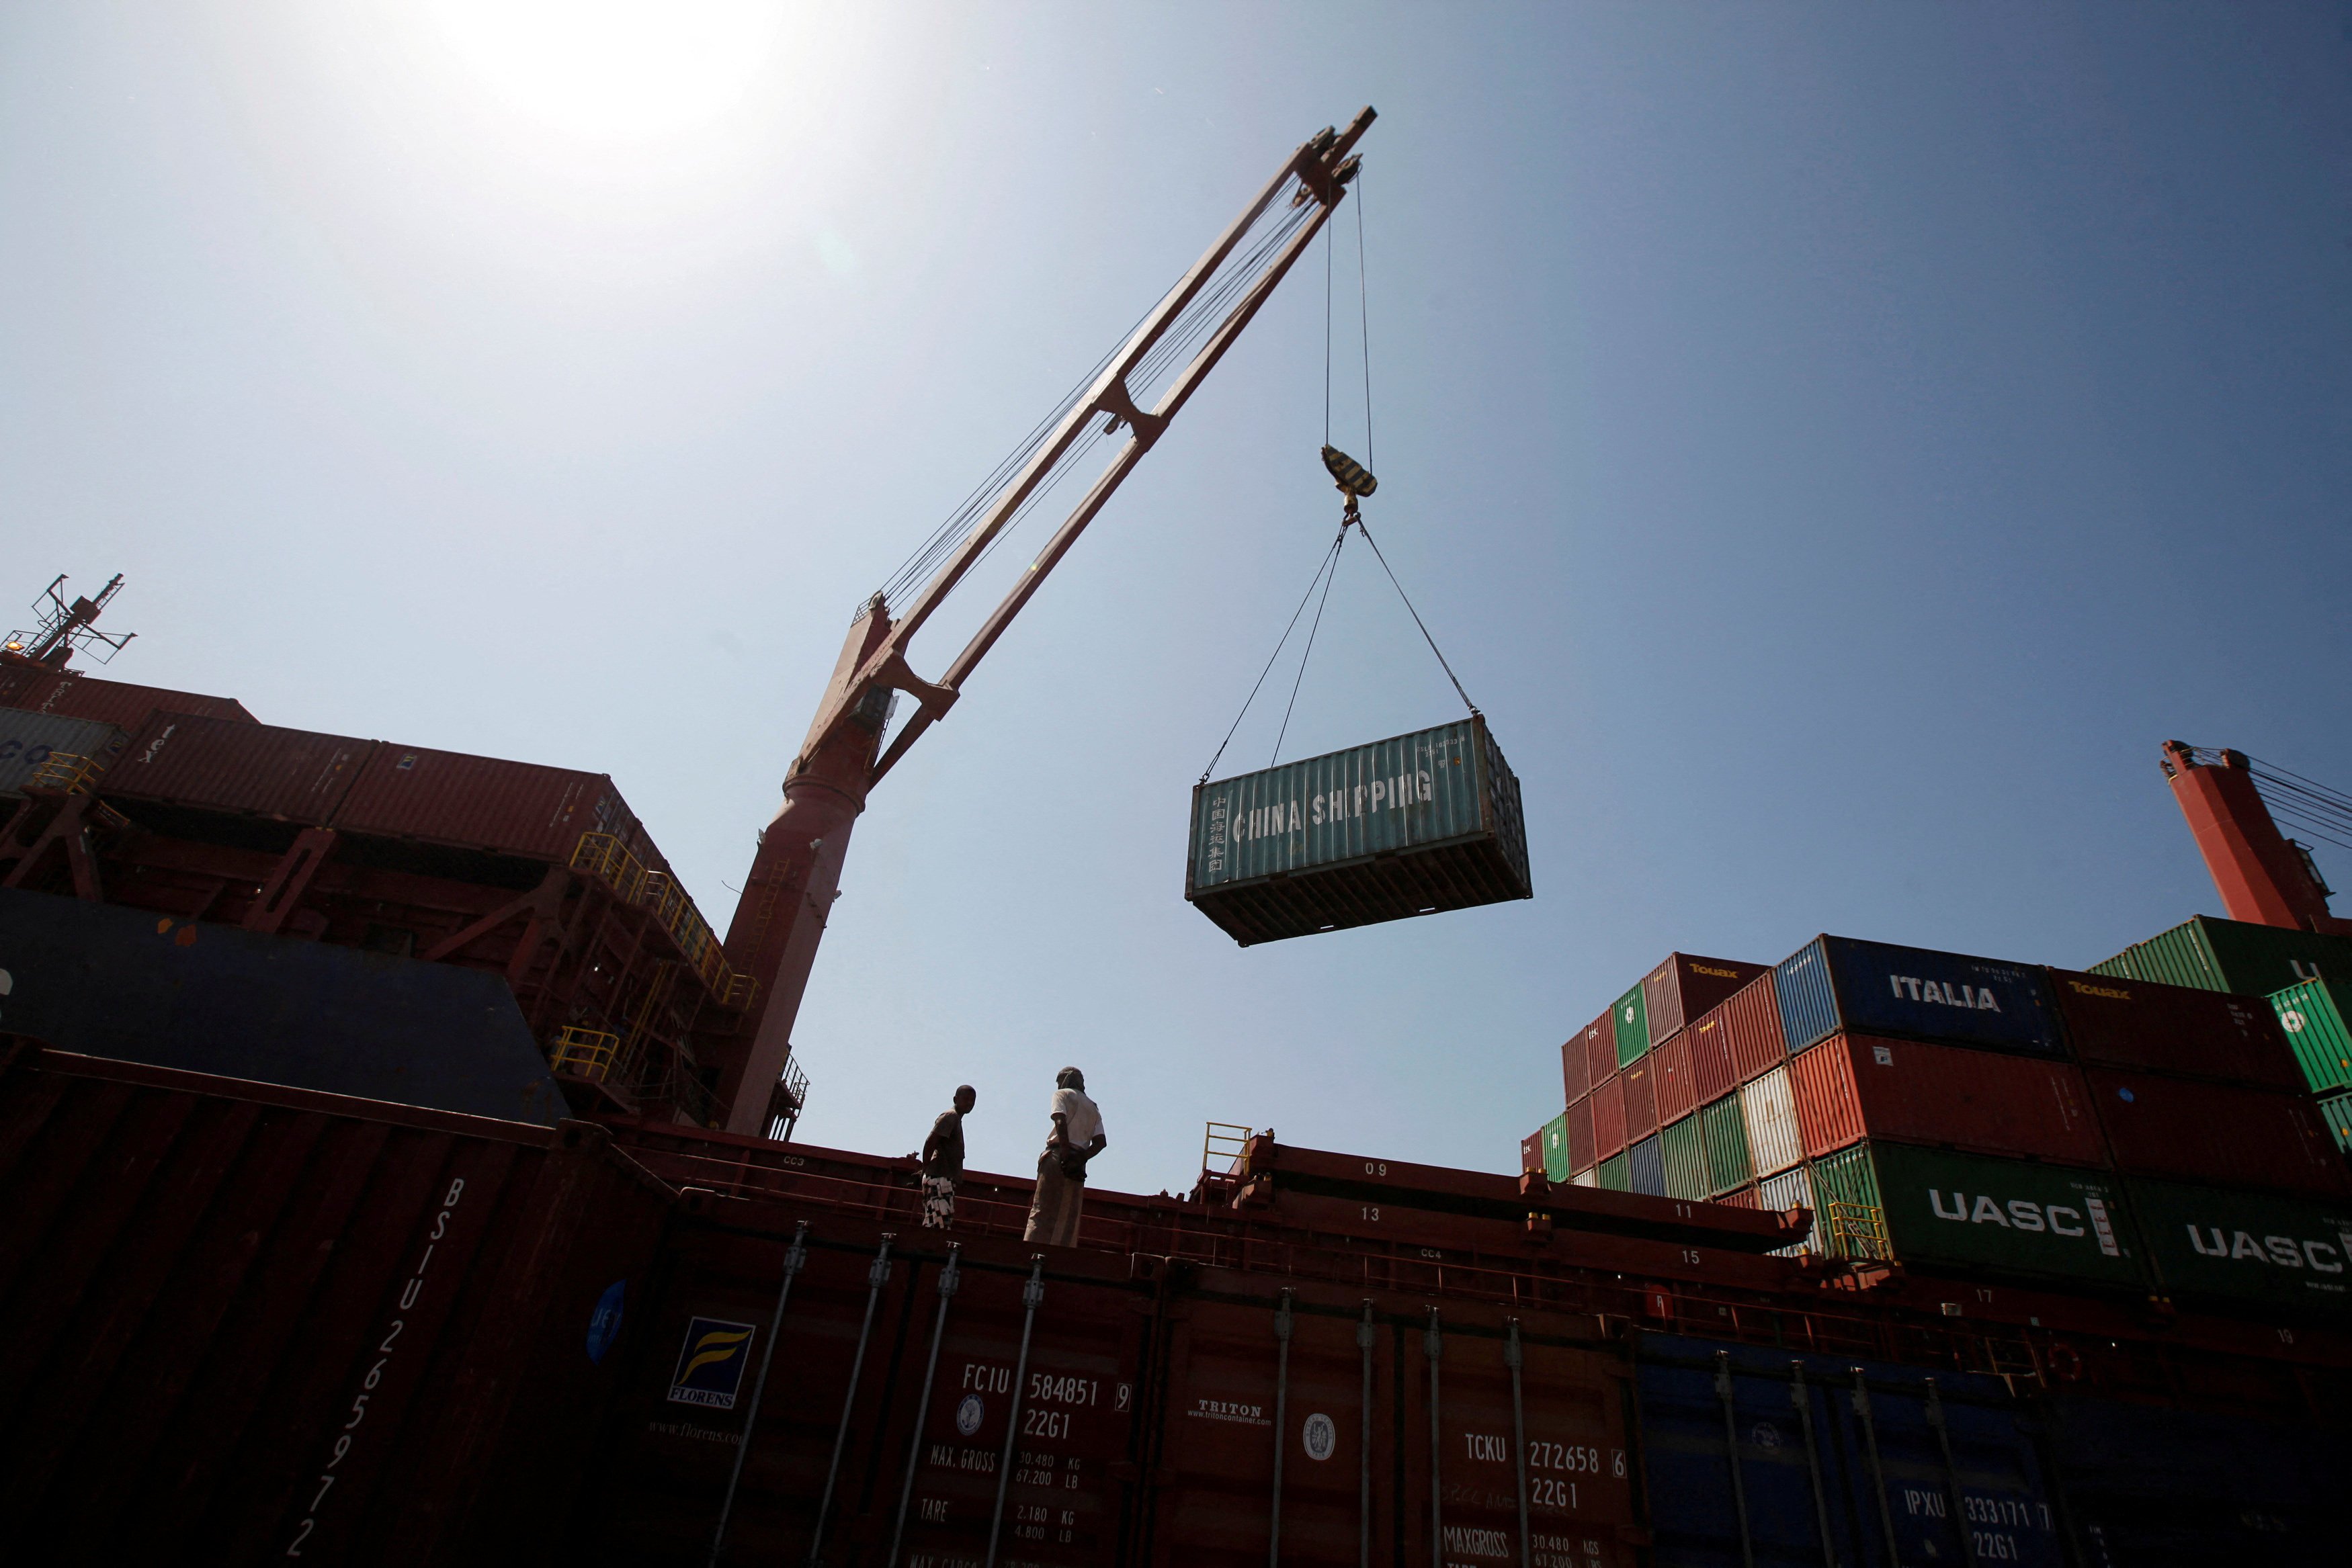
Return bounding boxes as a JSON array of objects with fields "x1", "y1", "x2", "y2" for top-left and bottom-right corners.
[{"x1": 425, "y1": 0, "x2": 784, "y2": 142}]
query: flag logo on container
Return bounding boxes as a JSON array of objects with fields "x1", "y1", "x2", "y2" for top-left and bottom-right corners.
[
  {"x1": 585, "y1": 1279, "x2": 626, "y2": 1365},
  {"x1": 667, "y1": 1317, "x2": 757, "y2": 1408}
]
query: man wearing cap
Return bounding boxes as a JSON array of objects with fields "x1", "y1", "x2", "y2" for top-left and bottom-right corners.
[{"x1": 1023, "y1": 1066, "x2": 1106, "y2": 1248}]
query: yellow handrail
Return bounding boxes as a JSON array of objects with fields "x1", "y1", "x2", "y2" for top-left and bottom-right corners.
[
  {"x1": 1202, "y1": 1122, "x2": 1254, "y2": 1180},
  {"x1": 1826, "y1": 1199, "x2": 1892, "y2": 1262},
  {"x1": 570, "y1": 833, "x2": 759, "y2": 1011},
  {"x1": 28, "y1": 752, "x2": 104, "y2": 794},
  {"x1": 549, "y1": 1025, "x2": 620, "y2": 1082}
]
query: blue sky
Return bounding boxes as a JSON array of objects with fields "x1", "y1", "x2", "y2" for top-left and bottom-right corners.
[{"x1": 5, "y1": 3, "x2": 2348, "y2": 1188}]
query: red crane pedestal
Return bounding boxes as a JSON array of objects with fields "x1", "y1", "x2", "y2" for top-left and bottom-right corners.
[{"x1": 2162, "y1": 740, "x2": 2352, "y2": 935}]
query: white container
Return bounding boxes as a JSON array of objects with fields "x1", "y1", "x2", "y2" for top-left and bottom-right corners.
[
  {"x1": 1759, "y1": 1164, "x2": 1816, "y2": 1256},
  {"x1": 0, "y1": 708, "x2": 124, "y2": 796},
  {"x1": 1570, "y1": 1168, "x2": 1598, "y2": 1188},
  {"x1": 1740, "y1": 1065, "x2": 1803, "y2": 1178}
]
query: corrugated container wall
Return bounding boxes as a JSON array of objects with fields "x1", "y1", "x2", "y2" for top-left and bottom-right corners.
[
  {"x1": 1540, "y1": 1112, "x2": 1572, "y2": 1184},
  {"x1": 1808, "y1": 1141, "x2": 2143, "y2": 1289},
  {"x1": 1686, "y1": 1004, "x2": 1737, "y2": 1102},
  {"x1": 2124, "y1": 1177, "x2": 2352, "y2": 1321},
  {"x1": 1775, "y1": 934, "x2": 2064, "y2": 1059},
  {"x1": 2272, "y1": 977, "x2": 2352, "y2": 1094},
  {"x1": 2090, "y1": 915, "x2": 2352, "y2": 998},
  {"x1": 105, "y1": 711, "x2": 373, "y2": 824},
  {"x1": 1621, "y1": 1056, "x2": 1658, "y2": 1142},
  {"x1": 0, "y1": 709, "x2": 125, "y2": 795},
  {"x1": 1560, "y1": 1031, "x2": 1591, "y2": 1105},
  {"x1": 1566, "y1": 1096, "x2": 1596, "y2": 1174},
  {"x1": 2046, "y1": 967, "x2": 2303, "y2": 1090},
  {"x1": 1786, "y1": 1035, "x2": 2106, "y2": 1168},
  {"x1": 1659, "y1": 1116, "x2": 1708, "y2": 1201},
  {"x1": 1612, "y1": 983, "x2": 1649, "y2": 1068},
  {"x1": 334, "y1": 744, "x2": 636, "y2": 861},
  {"x1": 1183, "y1": 716, "x2": 1532, "y2": 945},
  {"x1": 1739, "y1": 1067, "x2": 1802, "y2": 1178},
  {"x1": 1652, "y1": 1031, "x2": 1696, "y2": 1124},
  {"x1": 1713, "y1": 973, "x2": 1786, "y2": 1082},
  {"x1": 1579, "y1": 1008, "x2": 1618, "y2": 1092},
  {"x1": 1628, "y1": 1133, "x2": 1665, "y2": 1196},
  {"x1": 1597, "y1": 1151, "x2": 1630, "y2": 1191},
  {"x1": 2084, "y1": 1069, "x2": 2348, "y2": 1199},
  {"x1": 0, "y1": 667, "x2": 256, "y2": 731},
  {"x1": 1757, "y1": 1166, "x2": 1816, "y2": 1256},
  {"x1": 2320, "y1": 1090, "x2": 2352, "y2": 1154},
  {"x1": 0, "y1": 1048, "x2": 674, "y2": 1567},
  {"x1": 1638, "y1": 953, "x2": 1771, "y2": 1043},
  {"x1": 1591, "y1": 1076, "x2": 1626, "y2": 1164},
  {"x1": 1700, "y1": 1094, "x2": 1752, "y2": 1196},
  {"x1": 1520, "y1": 1129, "x2": 1543, "y2": 1176}
]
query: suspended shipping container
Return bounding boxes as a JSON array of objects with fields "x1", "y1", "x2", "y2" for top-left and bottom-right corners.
[
  {"x1": 2083, "y1": 1069, "x2": 2348, "y2": 1199},
  {"x1": 2046, "y1": 965, "x2": 2303, "y2": 1090},
  {"x1": 1786, "y1": 1034, "x2": 2106, "y2": 1167},
  {"x1": 1638, "y1": 953, "x2": 1770, "y2": 1043},
  {"x1": 0, "y1": 707, "x2": 124, "y2": 796},
  {"x1": 1806, "y1": 1141, "x2": 2143, "y2": 1289},
  {"x1": 1183, "y1": 716, "x2": 1531, "y2": 945},
  {"x1": 2124, "y1": 1177, "x2": 2352, "y2": 1321},
  {"x1": 1775, "y1": 935, "x2": 2065, "y2": 1059},
  {"x1": 105, "y1": 710, "x2": 374, "y2": 824},
  {"x1": 2090, "y1": 914, "x2": 2352, "y2": 998},
  {"x1": 2271, "y1": 976, "x2": 2352, "y2": 1094},
  {"x1": 0, "y1": 1047, "x2": 674, "y2": 1567}
]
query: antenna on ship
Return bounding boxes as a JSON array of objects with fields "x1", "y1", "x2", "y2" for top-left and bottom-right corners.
[{"x1": 2, "y1": 574, "x2": 134, "y2": 672}]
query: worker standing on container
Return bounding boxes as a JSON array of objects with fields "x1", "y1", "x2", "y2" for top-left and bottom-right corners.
[
  {"x1": 1023, "y1": 1067, "x2": 1106, "y2": 1247},
  {"x1": 921, "y1": 1084, "x2": 976, "y2": 1229}
]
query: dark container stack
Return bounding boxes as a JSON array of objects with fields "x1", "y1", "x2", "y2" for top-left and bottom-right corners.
[{"x1": 1183, "y1": 715, "x2": 1531, "y2": 946}]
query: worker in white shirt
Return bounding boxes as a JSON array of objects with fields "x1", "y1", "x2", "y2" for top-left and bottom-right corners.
[{"x1": 1023, "y1": 1066, "x2": 1107, "y2": 1247}]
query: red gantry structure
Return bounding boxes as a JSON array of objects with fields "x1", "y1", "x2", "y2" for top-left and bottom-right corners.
[{"x1": 2162, "y1": 740, "x2": 2352, "y2": 936}]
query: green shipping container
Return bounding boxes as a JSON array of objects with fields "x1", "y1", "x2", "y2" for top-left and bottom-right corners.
[
  {"x1": 2089, "y1": 915, "x2": 2352, "y2": 998},
  {"x1": 1598, "y1": 1151, "x2": 1632, "y2": 1192},
  {"x1": 1699, "y1": 1093, "x2": 1753, "y2": 1196},
  {"x1": 1808, "y1": 1141, "x2": 2145, "y2": 1290},
  {"x1": 1540, "y1": 1110, "x2": 1572, "y2": 1184},
  {"x1": 1659, "y1": 1115, "x2": 1708, "y2": 1201},
  {"x1": 1185, "y1": 715, "x2": 1532, "y2": 946},
  {"x1": 2319, "y1": 1090, "x2": 2352, "y2": 1155},
  {"x1": 2271, "y1": 977, "x2": 2352, "y2": 1094},
  {"x1": 1612, "y1": 983, "x2": 1650, "y2": 1068},
  {"x1": 2126, "y1": 1177, "x2": 2352, "y2": 1320}
]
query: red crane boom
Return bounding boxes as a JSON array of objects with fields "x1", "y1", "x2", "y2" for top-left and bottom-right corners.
[
  {"x1": 707, "y1": 110, "x2": 1378, "y2": 1134},
  {"x1": 2160, "y1": 740, "x2": 2351, "y2": 935}
]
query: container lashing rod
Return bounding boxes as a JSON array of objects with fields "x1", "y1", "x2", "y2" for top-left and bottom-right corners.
[{"x1": 712, "y1": 108, "x2": 1376, "y2": 1134}]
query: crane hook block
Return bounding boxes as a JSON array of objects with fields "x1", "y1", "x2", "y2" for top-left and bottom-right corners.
[{"x1": 1320, "y1": 445, "x2": 1377, "y2": 498}]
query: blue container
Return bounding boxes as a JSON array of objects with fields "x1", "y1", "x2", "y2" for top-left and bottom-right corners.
[
  {"x1": 1637, "y1": 1333, "x2": 2064, "y2": 1567},
  {"x1": 1775, "y1": 934, "x2": 2065, "y2": 1058},
  {"x1": 1628, "y1": 1133, "x2": 1666, "y2": 1196}
]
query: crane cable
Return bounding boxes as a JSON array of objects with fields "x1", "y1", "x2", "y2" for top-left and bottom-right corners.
[{"x1": 1200, "y1": 175, "x2": 1480, "y2": 783}]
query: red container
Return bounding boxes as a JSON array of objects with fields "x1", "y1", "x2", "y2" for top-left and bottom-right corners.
[
  {"x1": 1521, "y1": 1131, "x2": 1543, "y2": 1175},
  {"x1": 1640, "y1": 952, "x2": 1772, "y2": 1041},
  {"x1": 1566, "y1": 1094, "x2": 1596, "y2": 1173},
  {"x1": 2046, "y1": 967, "x2": 2304, "y2": 1090},
  {"x1": 333, "y1": 744, "x2": 635, "y2": 861},
  {"x1": 104, "y1": 711, "x2": 374, "y2": 824},
  {"x1": 1621, "y1": 1056, "x2": 1658, "y2": 1142},
  {"x1": 1716, "y1": 1183, "x2": 1760, "y2": 1210},
  {"x1": 1687, "y1": 1006, "x2": 1738, "y2": 1102},
  {"x1": 1712, "y1": 972, "x2": 1786, "y2": 1082},
  {"x1": 0, "y1": 667, "x2": 255, "y2": 731},
  {"x1": 1142, "y1": 1268, "x2": 1639, "y2": 1567},
  {"x1": 0, "y1": 1046, "x2": 672, "y2": 1566},
  {"x1": 2084, "y1": 1068, "x2": 2350, "y2": 1199},
  {"x1": 1787, "y1": 1034, "x2": 2105, "y2": 1166},
  {"x1": 1579, "y1": 1006, "x2": 1617, "y2": 1090},
  {"x1": 1560, "y1": 1029, "x2": 1591, "y2": 1104},
  {"x1": 1591, "y1": 1074, "x2": 1627, "y2": 1162},
  {"x1": 1652, "y1": 1030, "x2": 1697, "y2": 1124}
]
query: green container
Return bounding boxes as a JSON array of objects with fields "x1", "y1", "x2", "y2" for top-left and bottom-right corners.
[
  {"x1": 1806, "y1": 1141, "x2": 2146, "y2": 1289},
  {"x1": 1540, "y1": 1111, "x2": 1572, "y2": 1184},
  {"x1": 1597, "y1": 1151, "x2": 1632, "y2": 1192},
  {"x1": 1699, "y1": 1093, "x2": 1753, "y2": 1196},
  {"x1": 2090, "y1": 915, "x2": 2352, "y2": 998},
  {"x1": 2126, "y1": 1177, "x2": 2352, "y2": 1319},
  {"x1": 1659, "y1": 1115, "x2": 1708, "y2": 1201},
  {"x1": 1186, "y1": 715, "x2": 1533, "y2": 945},
  {"x1": 1612, "y1": 984, "x2": 1650, "y2": 1068},
  {"x1": 2318, "y1": 1090, "x2": 2352, "y2": 1155},
  {"x1": 2271, "y1": 977, "x2": 2352, "y2": 1094}
]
